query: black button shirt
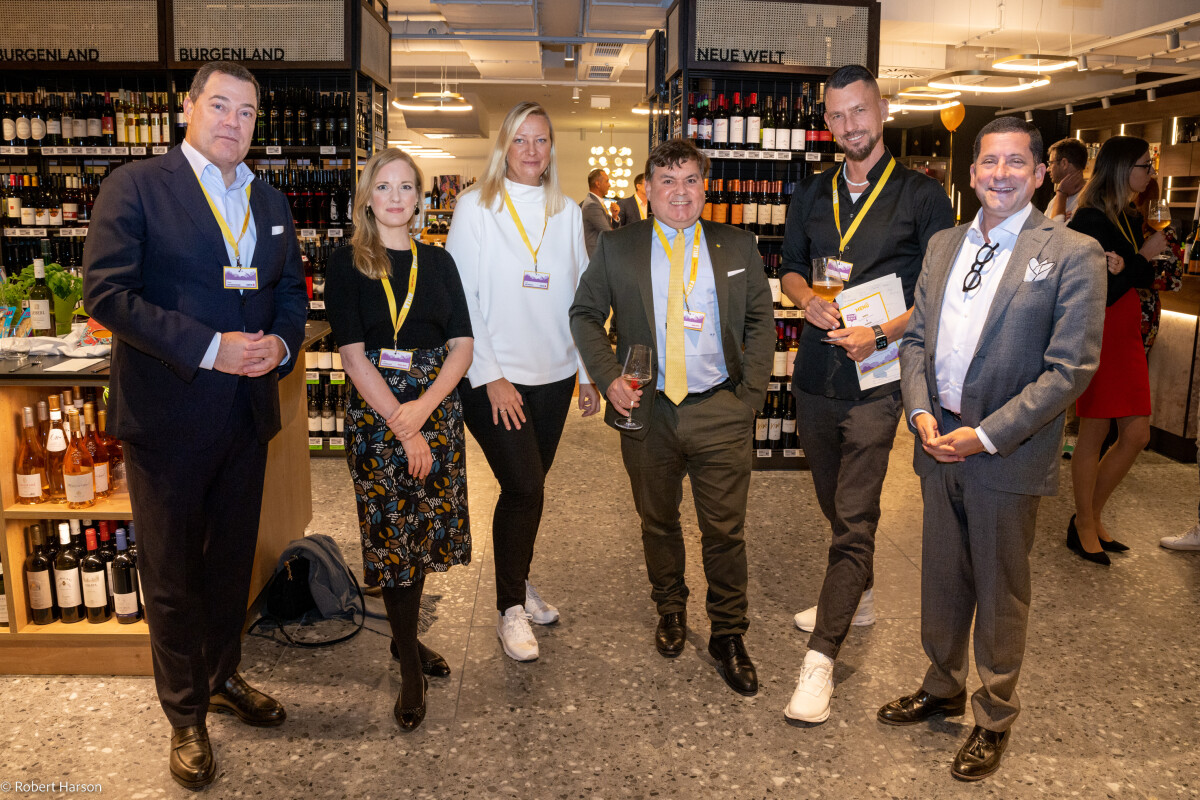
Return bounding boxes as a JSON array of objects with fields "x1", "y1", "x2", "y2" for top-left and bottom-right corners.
[{"x1": 781, "y1": 150, "x2": 955, "y2": 400}]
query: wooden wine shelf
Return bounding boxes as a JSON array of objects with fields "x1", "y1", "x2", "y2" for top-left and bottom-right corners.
[
  {"x1": 4, "y1": 490, "x2": 133, "y2": 520},
  {"x1": 14, "y1": 615, "x2": 149, "y2": 636}
]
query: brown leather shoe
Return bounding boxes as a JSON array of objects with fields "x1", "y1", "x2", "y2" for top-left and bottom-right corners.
[
  {"x1": 169, "y1": 724, "x2": 215, "y2": 790},
  {"x1": 951, "y1": 725, "x2": 1011, "y2": 781},
  {"x1": 209, "y1": 673, "x2": 286, "y2": 727},
  {"x1": 877, "y1": 688, "x2": 967, "y2": 726}
]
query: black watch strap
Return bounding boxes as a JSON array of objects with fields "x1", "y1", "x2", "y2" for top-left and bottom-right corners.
[{"x1": 872, "y1": 324, "x2": 887, "y2": 351}]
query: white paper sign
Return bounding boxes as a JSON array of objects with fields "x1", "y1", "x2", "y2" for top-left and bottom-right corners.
[{"x1": 834, "y1": 273, "x2": 906, "y2": 391}]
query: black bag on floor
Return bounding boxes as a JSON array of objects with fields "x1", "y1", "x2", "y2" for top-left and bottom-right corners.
[{"x1": 250, "y1": 534, "x2": 365, "y2": 648}]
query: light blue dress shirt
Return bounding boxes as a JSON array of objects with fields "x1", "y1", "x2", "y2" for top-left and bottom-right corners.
[{"x1": 651, "y1": 223, "x2": 728, "y2": 394}]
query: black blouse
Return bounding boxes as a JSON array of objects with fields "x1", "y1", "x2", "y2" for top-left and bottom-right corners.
[
  {"x1": 325, "y1": 242, "x2": 473, "y2": 350},
  {"x1": 1067, "y1": 206, "x2": 1155, "y2": 307}
]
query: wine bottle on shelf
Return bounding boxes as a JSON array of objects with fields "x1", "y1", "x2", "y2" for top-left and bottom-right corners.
[
  {"x1": 36, "y1": 399, "x2": 50, "y2": 449},
  {"x1": 781, "y1": 392, "x2": 797, "y2": 449},
  {"x1": 80, "y1": 528, "x2": 109, "y2": 624},
  {"x1": 761, "y1": 95, "x2": 777, "y2": 151},
  {"x1": 25, "y1": 524, "x2": 56, "y2": 625},
  {"x1": 728, "y1": 92, "x2": 744, "y2": 151},
  {"x1": 743, "y1": 179, "x2": 759, "y2": 236},
  {"x1": 686, "y1": 93, "x2": 698, "y2": 143},
  {"x1": 698, "y1": 96, "x2": 713, "y2": 148},
  {"x1": 125, "y1": 523, "x2": 145, "y2": 612},
  {"x1": 28, "y1": 246, "x2": 55, "y2": 336},
  {"x1": 82, "y1": 402, "x2": 110, "y2": 498},
  {"x1": 97, "y1": 521, "x2": 116, "y2": 613},
  {"x1": 53, "y1": 522, "x2": 84, "y2": 624},
  {"x1": 97, "y1": 409, "x2": 124, "y2": 490},
  {"x1": 754, "y1": 395, "x2": 770, "y2": 449},
  {"x1": 16, "y1": 405, "x2": 49, "y2": 504},
  {"x1": 44, "y1": 395, "x2": 68, "y2": 499},
  {"x1": 767, "y1": 390, "x2": 783, "y2": 448},
  {"x1": 63, "y1": 408, "x2": 96, "y2": 509},
  {"x1": 111, "y1": 528, "x2": 140, "y2": 623},
  {"x1": 701, "y1": 178, "x2": 712, "y2": 221},
  {"x1": 321, "y1": 378, "x2": 336, "y2": 435},
  {"x1": 772, "y1": 321, "x2": 788, "y2": 381},
  {"x1": 308, "y1": 385, "x2": 321, "y2": 435},
  {"x1": 712, "y1": 179, "x2": 729, "y2": 224},
  {"x1": 712, "y1": 93, "x2": 729, "y2": 149},
  {"x1": 785, "y1": 323, "x2": 799, "y2": 378},
  {"x1": 1186, "y1": 219, "x2": 1200, "y2": 275},
  {"x1": 745, "y1": 92, "x2": 761, "y2": 151},
  {"x1": 729, "y1": 180, "x2": 743, "y2": 228}
]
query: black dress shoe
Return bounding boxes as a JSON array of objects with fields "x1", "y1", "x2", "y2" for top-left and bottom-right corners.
[
  {"x1": 208, "y1": 673, "x2": 287, "y2": 727},
  {"x1": 390, "y1": 638, "x2": 452, "y2": 677},
  {"x1": 1067, "y1": 515, "x2": 1112, "y2": 565},
  {"x1": 393, "y1": 675, "x2": 428, "y2": 731},
  {"x1": 655, "y1": 612, "x2": 686, "y2": 658},
  {"x1": 169, "y1": 724, "x2": 216, "y2": 790},
  {"x1": 1099, "y1": 537, "x2": 1130, "y2": 552},
  {"x1": 707, "y1": 634, "x2": 758, "y2": 696},
  {"x1": 951, "y1": 725, "x2": 1011, "y2": 781},
  {"x1": 877, "y1": 688, "x2": 967, "y2": 726}
]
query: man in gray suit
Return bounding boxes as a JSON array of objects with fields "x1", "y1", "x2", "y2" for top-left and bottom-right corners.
[
  {"x1": 571, "y1": 138, "x2": 774, "y2": 697},
  {"x1": 878, "y1": 117, "x2": 1105, "y2": 781},
  {"x1": 581, "y1": 168, "x2": 616, "y2": 256}
]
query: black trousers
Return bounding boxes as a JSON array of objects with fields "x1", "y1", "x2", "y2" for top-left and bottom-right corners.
[
  {"x1": 459, "y1": 375, "x2": 575, "y2": 612},
  {"x1": 124, "y1": 379, "x2": 269, "y2": 728}
]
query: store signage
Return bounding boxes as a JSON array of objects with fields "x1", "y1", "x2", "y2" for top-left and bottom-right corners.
[
  {"x1": 177, "y1": 47, "x2": 287, "y2": 62},
  {"x1": 0, "y1": 48, "x2": 100, "y2": 62},
  {"x1": 695, "y1": 48, "x2": 788, "y2": 65}
]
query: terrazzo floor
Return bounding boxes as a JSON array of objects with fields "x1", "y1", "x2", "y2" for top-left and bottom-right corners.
[{"x1": 2, "y1": 411, "x2": 1199, "y2": 799}]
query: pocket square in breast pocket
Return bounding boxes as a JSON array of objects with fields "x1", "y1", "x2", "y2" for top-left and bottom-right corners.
[
  {"x1": 727, "y1": 268, "x2": 745, "y2": 277},
  {"x1": 1024, "y1": 257, "x2": 1055, "y2": 282},
  {"x1": 271, "y1": 225, "x2": 284, "y2": 235}
]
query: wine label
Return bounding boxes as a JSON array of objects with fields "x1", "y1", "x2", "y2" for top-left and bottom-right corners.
[
  {"x1": 304, "y1": 350, "x2": 319, "y2": 369},
  {"x1": 20, "y1": 205, "x2": 35, "y2": 225},
  {"x1": 16, "y1": 472, "x2": 43, "y2": 498},
  {"x1": 34, "y1": 206, "x2": 48, "y2": 225},
  {"x1": 16, "y1": 117, "x2": 31, "y2": 139},
  {"x1": 73, "y1": 118, "x2": 87, "y2": 138},
  {"x1": 747, "y1": 119, "x2": 761, "y2": 146},
  {"x1": 768, "y1": 418, "x2": 782, "y2": 440},
  {"x1": 782, "y1": 418, "x2": 797, "y2": 434},
  {"x1": 28, "y1": 570, "x2": 53, "y2": 610},
  {"x1": 86, "y1": 118, "x2": 102, "y2": 137},
  {"x1": 768, "y1": 277, "x2": 781, "y2": 304},
  {"x1": 1, "y1": 119, "x2": 14, "y2": 139},
  {"x1": 755, "y1": 418, "x2": 768, "y2": 439},
  {"x1": 331, "y1": 352, "x2": 343, "y2": 370},
  {"x1": 30, "y1": 118, "x2": 47, "y2": 140},
  {"x1": 46, "y1": 428, "x2": 66, "y2": 453},
  {"x1": 771, "y1": 203, "x2": 788, "y2": 227},
  {"x1": 792, "y1": 129, "x2": 806, "y2": 151},
  {"x1": 64, "y1": 471, "x2": 95, "y2": 503},
  {"x1": 114, "y1": 590, "x2": 139, "y2": 616},
  {"x1": 773, "y1": 351, "x2": 787, "y2": 375},
  {"x1": 63, "y1": 202, "x2": 79, "y2": 222},
  {"x1": 743, "y1": 203, "x2": 758, "y2": 224},
  {"x1": 316, "y1": 351, "x2": 333, "y2": 370},
  {"x1": 762, "y1": 128, "x2": 776, "y2": 151},
  {"x1": 308, "y1": 416, "x2": 321, "y2": 434},
  {"x1": 94, "y1": 462, "x2": 110, "y2": 494},
  {"x1": 321, "y1": 415, "x2": 335, "y2": 433},
  {"x1": 112, "y1": 461, "x2": 127, "y2": 487},
  {"x1": 29, "y1": 299, "x2": 52, "y2": 331},
  {"x1": 54, "y1": 568, "x2": 82, "y2": 607},
  {"x1": 82, "y1": 569, "x2": 107, "y2": 608},
  {"x1": 786, "y1": 350, "x2": 797, "y2": 376},
  {"x1": 713, "y1": 118, "x2": 729, "y2": 145},
  {"x1": 698, "y1": 120, "x2": 713, "y2": 141},
  {"x1": 6, "y1": 197, "x2": 20, "y2": 218},
  {"x1": 729, "y1": 117, "x2": 744, "y2": 146}
]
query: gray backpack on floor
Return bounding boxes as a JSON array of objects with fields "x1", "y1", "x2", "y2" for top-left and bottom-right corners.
[{"x1": 250, "y1": 533, "x2": 365, "y2": 648}]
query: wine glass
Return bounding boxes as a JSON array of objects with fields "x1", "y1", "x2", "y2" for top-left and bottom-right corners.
[
  {"x1": 1146, "y1": 200, "x2": 1172, "y2": 263},
  {"x1": 811, "y1": 257, "x2": 844, "y2": 345},
  {"x1": 614, "y1": 344, "x2": 652, "y2": 431}
]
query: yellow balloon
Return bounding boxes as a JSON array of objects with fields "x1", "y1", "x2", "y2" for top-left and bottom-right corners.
[{"x1": 941, "y1": 104, "x2": 966, "y2": 132}]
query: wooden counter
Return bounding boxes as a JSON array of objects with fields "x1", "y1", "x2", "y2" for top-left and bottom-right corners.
[
  {"x1": 0, "y1": 322, "x2": 329, "y2": 674},
  {"x1": 1150, "y1": 278, "x2": 1200, "y2": 462}
]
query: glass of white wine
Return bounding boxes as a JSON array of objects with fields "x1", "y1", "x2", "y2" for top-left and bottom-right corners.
[
  {"x1": 615, "y1": 344, "x2": 652, "y2": 431},
  {"x1": 1146, "y1": 199, "x2": 1171, "y2": 235},
  {"x1": 811, "y1": 257, "x2": 844, "y2": 345}
]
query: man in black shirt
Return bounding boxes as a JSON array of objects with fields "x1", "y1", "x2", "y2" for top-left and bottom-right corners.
[{"x1": 780, "y1": 64, "x2": 954, "y2": 725}]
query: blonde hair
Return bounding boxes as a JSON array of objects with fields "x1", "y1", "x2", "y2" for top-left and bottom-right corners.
[
  {"x1": 349, "y1": 149, "x2": 424, "y2": 280},
  {"x1": 467, "y1": 101, "x2": 567, "y2": 217}
]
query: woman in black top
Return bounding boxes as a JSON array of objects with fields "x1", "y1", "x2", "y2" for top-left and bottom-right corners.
[{"x1": 325, "y1": 149, "x2": 473, "y2": 730}]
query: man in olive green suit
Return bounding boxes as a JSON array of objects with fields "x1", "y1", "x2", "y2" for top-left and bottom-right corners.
[{"x1": 570, "y1": 138, "x2": 774, "y2": 697}]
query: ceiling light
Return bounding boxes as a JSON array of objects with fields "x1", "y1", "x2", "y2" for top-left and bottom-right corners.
[
  {"x1": 1168, "y1": 30, "x2": 1181, "y2": 50},
  {"x1": 572, "y1": 87, "x2": 581, "y2": 103},
  {"x1": 1064, "y1": 104, "x2": 1074, "y2": 115},
  {"x1": 1078, "y1": 54, "x2": 1089, "y2": 71},
  {"x1": 393, "y1": 89, "x2": 472, "y2": 113},
  {"x1": 632, "y1": 105, "x2": 651, "y2": 115},
  {"x1": 886, "y1": 97, "x2": 962, "y2": 112},
  {"x1": 608, "y1": 146, "x2": 617, "y2": 155},
  {"x1": 1147, "y1": 88, "x2": 1157, "y2": 102},
  {"x1": 992, "y1": 54, "x2": 1078, "y2": 72},
  {"x1": 928, "y1": 70, "x2": 1050, "y2": 93},
  {"x1": 588, "y1": 157, "x2": 596, "y2": 166},
  {"x1": 898, "y1": 86, "x2": 961, "y2": 100},
  {"x1": 619, "y1": 147, "x2": 632, "y2": 156},
  {"x1": 1024, "y1": 111, "x2": 1034, "y2": 122},
  {"x1": 565, "y1": 44, "x2": 575, "y2": 63},
  {"x1": 1101, "y1": 97, "x2": 1111, "y2": 109}
]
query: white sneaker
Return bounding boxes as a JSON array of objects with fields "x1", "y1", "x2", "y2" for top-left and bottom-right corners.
[
  {"x1": 497, "y1": 605, "x2": 539, "y2": 661},
  {"x1": 784, "y1": 650, "x2": 834, "y2": 723},
  {"x1": 524, "y1": 581, "x2": 559, "y2": 625},
  {"x1": 793, "y1": 588, "x2": 876, "y2": 633},
  {"x1": 1160, "y1": 523, "x2": 1200, "y2": 551}
]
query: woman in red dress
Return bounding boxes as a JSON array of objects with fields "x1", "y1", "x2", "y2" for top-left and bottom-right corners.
[{"x1": 1066, "y1": 136, "x2": 1170, "y2": 564}]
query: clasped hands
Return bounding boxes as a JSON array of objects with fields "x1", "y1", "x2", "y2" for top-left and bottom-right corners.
[
  {"x1": 803, "y1": 295, "x2": 877, "y2": 363},
  {"x1": 913, "y1": 412, "x2": 984, "y2": 463},
  {"x1": 386, "y1": 400, "x2": 434, "y2": 480},
  {"x1": 214, "y1": 331, "x2": 284, "y2": 377}
]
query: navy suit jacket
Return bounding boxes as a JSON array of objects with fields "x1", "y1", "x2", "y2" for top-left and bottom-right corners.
[{"x1": 83, "y1": 146, "x2": 308, "y2": 450}]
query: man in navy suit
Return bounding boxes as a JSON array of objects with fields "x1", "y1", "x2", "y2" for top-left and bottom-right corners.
[{"x1": 83, "y1": 62, "x2": 307, "y2": 790}]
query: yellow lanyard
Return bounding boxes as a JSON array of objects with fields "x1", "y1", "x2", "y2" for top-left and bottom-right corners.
[
  {"x1": 1116, "y1": 212, "x2": 1138, "y2": 248},
  {"x1": 380, "y1": 240, "x2": 419, "y2": 348},
  {"x1": 654, "y1": 221, "x2": 702, "y2": 305},
  {"x1": 831, "y1": 157, "x2": 896, "y2": 258},
  {"x1": 197, "y1": 180, "x2": 252, "y2": 268},
  {"x1": 503, "y1": 189, "x2": 549, "y2": 271}
]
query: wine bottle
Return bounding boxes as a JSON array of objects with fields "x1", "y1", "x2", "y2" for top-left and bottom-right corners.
[
  {"x1": 80, "y1": 528, "x2": 109, "y2": 623},
  {"x1": 771, "y1": 180, "x2": 789, "y2": 238},
  {"x1": 767, "y1": 390, "x2": 783, "y2": 448},
  {"x1": 686, "y1": 93, "x2": 698, "y2": 143},
  {"x1": 82, "y1": 404, "x2": 110, "y2": 499},
  {"x1": 44, "y1": 395, "x2": 68, "y2": 500},
  {"x1": 1186, "y1": 220, "x2": 1200, "y2": 275},
  {"x1": 785, "y1": 323, "x2": 799, "y2": 378},
  {"x1": 97, "y1": 521, "x2": 116, "y2": 613},
  {"x1": 754, "y1": 395, "x2": 770, "y2": 449},
  {"x1": 711, "y1": 93, "x2": 728, "y2": 148},
  {"x1": 100, "y1": 92, "x2": 115, "y2": 147},
  {"x1": 114, "y1": 91, "x2": 126, "y2": 145},
  {"x1": 111, "y1": 528, "x2": 140, "y2": 623},
  {"x1": 63, "y1": 408, "x2": 96, "y2": 509},
  {"x1": 28, "y1": 246, "x2": 55, "y2": 336},
  {"x1": 308, "y1": 385, "x2": 321, "y2": 434},
  {"x1": 729, "y1": 180, "x2": 744, "y2": 228},
  {"x1": 761, "y1": 95, "x2": 777, "y2": 151},
  {"x1": 743, "y1": 179, "x2": 759, "y2": 236},
  {"x1": 729, "y1": 92, "x2": 745, "y2": 151},
  {"x1": 766, "y1": 254, "x2": 781, "y2": 308},
  {"x1": 97, "y1": 409, "x2": 124, "y2": 490},
  {"x1": 25, "y1": 523, "x2": 55, "y2": 625},
  {"x1": 53, "y1": 522, "x2": 84, "y2": 624},
  {"x1": 321, "y1": 380, "x2": 336, "y2": 435},
  {"x1": 781, "y1": 392, "x2": 797, "y2": 449},
  {"x1": 16, "y1": 405, "x2": 48, "y2": 504},
  {"x1": 712, "y1": 178, "x2": 729, "y2": 224},
  {"x1": 126, "y1": 522, "x2": 145, "y2": 612},
  {"x1": 745, "y1": 92, "x2": 761, "y2": 151},
  {"x1": 697, "y1": 96, "x2": 713, "y2": 148},
  {"x1": 772, "y1": 321, "x2": 788, "y2": 380},
  {"x1": 15, "y1": 92, "x2": 31, "y2": 146},
  {"x1": 36, "y1": 399, "x2": 49, "y2": 449}
]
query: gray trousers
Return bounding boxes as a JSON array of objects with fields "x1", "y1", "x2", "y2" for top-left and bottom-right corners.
[
  {"x1": 793, "y1": 389, "x2": 902, "y2": 659},
  {"x1": 918, "y1": 433, "x2": 1040, "y2": 733},
  {"x1": 620, "y1": 386, "x2": 755, "y2": 637}
]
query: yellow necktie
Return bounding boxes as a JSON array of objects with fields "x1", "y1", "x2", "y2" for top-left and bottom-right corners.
[{"x1": 664, "y1": 229, "x2": 688, "y2": 404}]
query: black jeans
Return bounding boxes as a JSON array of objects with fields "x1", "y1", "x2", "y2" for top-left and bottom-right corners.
[{"x1": 459, "y1": 375, "x2": 575, "y2": 612}]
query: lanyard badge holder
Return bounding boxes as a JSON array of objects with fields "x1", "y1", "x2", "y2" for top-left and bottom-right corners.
[
  {"x1": 828, "y1": 157, "x2": 896, "y2": 283},
  {"x1": 504, "y1": 190, "x2": 551, "y2": 289},
  {"x1": 379, "y1": 240, "x2": 419, "y2": 371},
  {"x1": 655, "y1": 220, "x2": 705, "y2": 331},
  {"x1": 197, "y1": 180, "x2": 257, "y2": 290}
]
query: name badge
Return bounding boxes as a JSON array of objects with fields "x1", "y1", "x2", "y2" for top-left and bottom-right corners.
[
  {"x1": 379, "y1": 349, "x2": 414, "y2": 370},
  {"x1": 682, "y1": 310, "x2": 706, "y2": 331},
  {"x1": 223, "y1": 266, "x2": 259, "y2": 290},
  {"x1": 522, "y1": 271, "x2": 550, "y2": 290},
  {"x1": 827, "y1": 259, "x2": 853, "y2": 282}
]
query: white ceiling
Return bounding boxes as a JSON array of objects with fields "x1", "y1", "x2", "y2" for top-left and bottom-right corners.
[{"x1": 386, "y1": 0, "x2": 1200, "y2": 153}]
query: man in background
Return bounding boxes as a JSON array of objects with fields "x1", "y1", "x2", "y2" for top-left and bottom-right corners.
[
  {"x1": 582, "y1": 167, "x2": 616, "y2": 256},
  {"x1": 617, "y1": 173, "x2": 651, "y2": 226},
  {"x1": 1045, "y1": 137, "x2": 1088, "y2": 223}
]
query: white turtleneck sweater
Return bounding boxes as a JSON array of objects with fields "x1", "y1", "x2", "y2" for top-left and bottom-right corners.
[{"x1": 446, "y1": 178, "x2": 591, "y2": 388}]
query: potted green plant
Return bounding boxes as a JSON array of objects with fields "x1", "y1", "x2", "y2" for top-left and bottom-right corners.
[{"x1": 1, "y1": 257, "x2": 86, "y2": 336}]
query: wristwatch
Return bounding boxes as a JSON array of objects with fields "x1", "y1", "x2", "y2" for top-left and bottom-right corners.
[{"x1": 872, "y1": 324, "x2": 888, "y2": 351}]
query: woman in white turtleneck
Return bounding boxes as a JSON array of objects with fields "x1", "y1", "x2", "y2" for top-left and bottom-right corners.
[{"x1": 446, "y1": 101, "x2": 599, "y2": 662}]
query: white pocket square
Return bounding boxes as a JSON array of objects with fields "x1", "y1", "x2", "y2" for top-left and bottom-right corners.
[
  {"x1": 271, "y1": 225, "x2": 284, "y2": 235},
  {"x1": 1024, "y1": 257, "x2": 1054, "y2": 282},
  {"x1": 727, "y1": 268, "x2": 745, "y2": 277}
]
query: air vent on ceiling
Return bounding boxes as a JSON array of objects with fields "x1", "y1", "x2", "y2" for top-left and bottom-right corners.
[
  {"x1": 879, "y1": 67, "x2": 929, "y2": 79},
  {"x1": 593, "y1": 42, "x2": 624, "y2": 58},
  {"x1": 586, "y1": 64, "x2": 615, "y2": 80}
]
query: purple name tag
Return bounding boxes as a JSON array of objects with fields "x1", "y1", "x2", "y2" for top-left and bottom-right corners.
[
  {"x1": 522, "y1": 271, "x2": 550, "y2": 290},
  {"x1": 379, "y1": 349, "x2": 413, "y2": 370},
  {"x1": 223, "y1": 266, "x2": 258, "y2": 290},
  {"x1": 682, "y1": 310, "x2": 706, "y2": 331},
  {"x1": 827, "y1": 259, "x2": 853, "y2": 282}
]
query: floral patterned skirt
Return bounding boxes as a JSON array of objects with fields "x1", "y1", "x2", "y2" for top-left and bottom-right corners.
[{"x1": 345, "y1": 346, "x2": 471, "y2": 588}]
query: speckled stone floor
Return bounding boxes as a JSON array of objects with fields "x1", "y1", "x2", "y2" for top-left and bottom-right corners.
[{"x1": 2, "y1": 412, "x2": 1199, "y2": 799}]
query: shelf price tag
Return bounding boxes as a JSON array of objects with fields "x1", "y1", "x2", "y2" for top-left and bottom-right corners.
[
  {"x1": 129, "y1": 146, "x2": 147, "y2": 156},
  {"x1": 783, "y1": 448, "x2": 804, "y2": 458},
  {"x1": 834, "y1": 153, "x2": 845, "y2": 162},
  {"x1": 0, "y1": 145, "x2": 29, "y2": 155},
  {"x1": 330, "y1": 371, "x2": 346, "y2": 385},
  {"x1": 320, "y1": 145, "x2": 337, "y2": 155},
  {"x1": 300, "y1": 229, "x2": 318, "y2": 238},
  {"x1": 70, "y1": 146, "x2": 85, "y2": 155},
  {"x1": 326, "y1": 228, "x2": 343, "y2": 238},
  {"x1": 775, "y1": 151, "x2": 792, "y2": 161},
  {"x1": 58, "y1": 227, "x2": 88, "y2": 237},
  {"x1": 767, "y1": 381, "x2": 781, "y2": 392},
  {"x1": 4, "y1": 227, "x2": 48, "y2": 237},
  {"x1": 805, "y1": 152, "x2": 821, "y2": 162},
  {"x1": 42, "y1": 146, "x2": 62, "y2": 155},
  {"x1": 308, "y1": 437, "x2": 324, "y2": 450},
  {"x1": 327, "y1": 438, "x2": 345, "y2": 451},
  {"x1": 152, "y1": 146, "x2": 168, "y2": 155},
  {"x1": 306, "y1": 371, "x2": 320, "y2": 384},
  {"x1": 783, "y1": 309, "x2": 802, "y2": 318},
  {"x1": 83, "y1": 146, "x2": 99, "y2": 155},
  {"x1": 265, "y1": 146, "x2": 282, "y2": 155},
  {"x1": 308, "y1": 300, "x2": 326, "y2": 310},
  {"x1": 755, "y1": 449, "x2": 774, "y2": 458}
]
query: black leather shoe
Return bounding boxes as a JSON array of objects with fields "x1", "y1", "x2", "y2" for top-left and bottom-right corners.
[
  {"x1": 951, "y1": 725, "x2": 1011, "y2": 781},
  {"x1": 1067, "y1": 515, "x2": 1112, "y2": 565},
  {"x1": 707, "y1": 634, "x2": 758, "y2": 696},
  {"x1": 393, "y1": 675, "x2": 428, "y2": 731},
  {"x1": 208, "y1": 673, "x2": 286, "y2": 727},
  {"x1": 391, "y1": 638, "x2": 452, "y2": 677},
  {"x1": 169, "y1": 724, "x2": 215, "y2": 790},
  {"x1": 655, "y1": 612, "x2": 686, "y2": 658},
  {"x1": 1099, "y1": 537, "x2": 1130, "y2": 552},
  {"x1": 877, "y1": 688, "x2": 967, "y2": 726}
]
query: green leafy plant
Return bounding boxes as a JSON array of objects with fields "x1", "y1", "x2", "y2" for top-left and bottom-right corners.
[{"x1": 2, "y1": 260, "x2": 84, "y2": 304}]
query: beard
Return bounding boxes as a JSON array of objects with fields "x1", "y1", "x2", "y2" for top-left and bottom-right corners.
[{"x1": 840, "y1": 128, "x2": 881, "y2": 162}]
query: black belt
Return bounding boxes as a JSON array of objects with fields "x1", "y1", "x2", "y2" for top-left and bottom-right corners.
[{"x1": 657, "y1": 379, "x2": 733, "y2": 405}]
